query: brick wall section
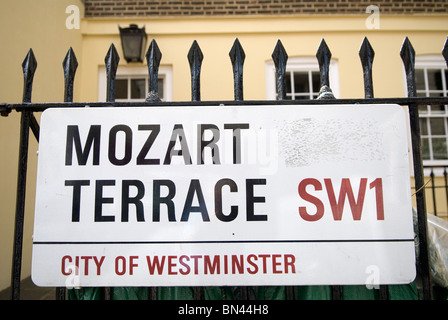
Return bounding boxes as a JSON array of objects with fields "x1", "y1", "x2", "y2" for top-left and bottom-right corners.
[{"x1": 84, "y1": 0, "x2": 448, "y2": 17}]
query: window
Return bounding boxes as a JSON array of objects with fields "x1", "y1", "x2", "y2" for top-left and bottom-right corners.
[
  {"x1": 414, "y1": 56, "x2": 448, "y2": 164},
  {"x1": 98, "y1": 66, "x2": 172, "y2": 102},
  {"x1": 283, "y1": 70, "x2": 320, "y2": 100},
  {"x1": 265, "y1": 57, "x2": 339, "y2": 100},
  {"x1": 114, "y1": 77, "x2": 164, "y2": 101}
]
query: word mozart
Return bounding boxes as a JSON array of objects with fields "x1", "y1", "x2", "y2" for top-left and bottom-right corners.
[{"x1": 65, "y1": 123, "x2": 251, "y2": 166}]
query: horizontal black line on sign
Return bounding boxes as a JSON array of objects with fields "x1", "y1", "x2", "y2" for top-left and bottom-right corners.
[{"x1": 33, "y1": 239, "x2": 415, "y2": 245}]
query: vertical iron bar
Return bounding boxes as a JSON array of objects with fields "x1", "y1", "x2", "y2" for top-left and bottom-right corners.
[
  {"x1": 359, "y1": 37, "x2": 389, "y2": 300},
  {"x1": 188, "y1": 40, "x2": 205, "y2": 300},
  {"x1": 443, "y1": 168, "x2": 448, "y2": 215},
  {"x1": 229, "y1": 38, "x2": 247, "y2": 299},
  {"x1": 430, "y1": 170, "x2": 437, "y2": 216},
  {"x1": 105, "y1": 44, "x2": 120, "y2": 103},
  {"x1": 272, "y1": 40, "x2": 288, "y2": 100},
  {"x1": 316, "y1": 40, "x2": 342, "y2": 300},
  {"x1": 442, "y1": 41, "x2": 448, "y2": 219},
  {"x1": 188, "y1": 40, "x2": 203, "y2": 102},
  {"x1": 331, "y1": 285, "x2": 343, "y2": 300},
  {"x1": 145, "y1": 39, "x2": 162, "y2": 102},
  {"x1": 229, "y1": 38, "x2": 245, "y2": 101},
  {"x1": 272, "y1": 39, "x2": 295, "y2": 300},
  {"x1": 400, "y1": 37, "x2": 433, "y2": 300},
  {"x1": 316, "y1": 39, "x2": 335, "y2": 100},
  {"x1": 29, "y1": 115, "x2": 39, "y2": 142},
  {"x1": 144, "y1": 40, "x2": 162, "y2": 299},
  {"x1": 104, "y1": 44, "x2": 119, "y2": 300},
  {"x1": 11, "y1": 49, "x2": 37, "y2": 300},
  {"x1": 56, "y1": 47, "x2": 79, "y2": 300},
  {"x1": 11, "y1": 115, "x2": 30, "y2": 300}
]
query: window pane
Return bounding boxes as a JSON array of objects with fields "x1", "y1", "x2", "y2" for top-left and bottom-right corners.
[
  {"x1": 421, "y1": 138, "x2": 430, "y2": 160},
  {"x1": 285, "y1": 72, "x2": 292, "y2": 93},
  {"x1": 432, "y1": 138, "x2": 448, "y2": 159},
  {"x1": 429, "y1": 104, "x2": 445, "y2": 114},
  {"x1": 418, "y1": 105, "x2": 428, "y2": 114},
  {"x1": 131, "y1": 78, "x2": 146, "y2": 99},
  {"x1": 427, "y1": 69, "x2": 443, "y2": 90},
  {"x1": 158, "y1": 78, "x2": 164, "y2": 100},
  {"x1": 115, "y1": 79, "x2": 128, "y2": 99},
  {"x1": 294, "y1": 72, "x2": 309, "y2": 93},
  {"x1": 312, "y1": 72, "x2": 320, "y2": 93},
  {"x1": 415, "y1": 69, "x2": 425, "y2": 91},
  {"x1": 430, "y1": 118, "x2": 445, "y2": 135},
  {"x1": 420, "y1": 118, "x2": 428, "y2": 135},
  {"x1": 417, "y1": 91, "x2": 427, "y2": 98},
  {"x1": 428, "y1": 93, "x2": 445, "y2": 114}
]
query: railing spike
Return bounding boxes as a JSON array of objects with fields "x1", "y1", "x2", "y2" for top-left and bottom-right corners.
[
  {"x1": 22, "y1": 49, "x2": 37, "y2": 103},
  {"x1": 400, "y1": 37, "x2": 416, "y2": 97},
  {"x1": 401, "y1": 36, "x2": 433, "y2": 300},
  {"x1": 145, "y1": 39, "x2": 162, "y2": 102},
  {"x1": 60, "y1": 46, "x2": 78, "y2": 299},
  {"x1": 227, "y1": 38, "x2": 247, "y2": 303},
  {"x1": 442, "y1": 37, "x2": 448, "y2": 67},
  {"x1": 359, "y1": 37, "x2": 375, "y2": 99},
  {"x1": 272, "y1": 40, "x2": 288, "y2": 100},
  {"x1": 317, "y1": 44, "x2": 341, "y2": 299},
  {"x1": 12, "y1": 48, "x2": 38, "y2": 300},
  {"x1": 316, "y1": 39, "x2": 335, "y2": 99},
  {"x1": 188, "y1": 40, "x2": 204, "y2": 102},
  {"x1": 105, "y1": 43, "x2": 120, "y2": 102},
  {"x1": 229, "y1": 38, "x2": 245, "y2": 101},
  {"x1": 62, "y1": 47, "x2": 78, "y2": 103}
]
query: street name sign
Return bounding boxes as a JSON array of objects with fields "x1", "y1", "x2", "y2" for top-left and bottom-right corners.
[{"x1": 31, "y1": 104, "x2": 416, "y2": 287}]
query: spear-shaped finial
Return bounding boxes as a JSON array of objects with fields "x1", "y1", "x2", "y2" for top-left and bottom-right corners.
[
  {"x1": 62, "y1": 47, "x2": 78, "y2": 102},
  {"x1": 272, "y1": 40, "x2": 288, "y2": 100},
  {"x1": 316, "y1": 39, "x2": 335, "y2": 99},
  {"x1": 359, "y1": 37, "x2": 375, "y2": 98},
  {"x1": 22, "y1": 49, "x2": 37, "y2": 103},
  {"x1": 188, "y1": 40, "x2": 204, "y2": 102},
  {"x1": 442, "y1": 37, "x2": 448, "y2": 68},
  {"x1": 146, "y1": 39, "x2": 162, "y2": 102},
  {"x1": 400, "y1": 37, "x2": 416, "y2": 97},
  {"x1": 105, "y1": 43, "x2": 120, "y2": 102},
  {"x1": 229, "y1": 38, "x2": 245, "y2": 101},
  {"x1": 316, "y1": 38, "x2": 331, "y2": 88}
]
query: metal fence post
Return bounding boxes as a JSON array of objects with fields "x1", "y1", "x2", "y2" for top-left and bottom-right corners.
[
  {"x1": 11, "y1": 49, "x2": 37, "y2": 300},
  {"x1": 401, "y1": 37, "x2": 433, "y2": 300},
  {"x1": 359, "y1": 37, "x2": 389, "y2": 300}
]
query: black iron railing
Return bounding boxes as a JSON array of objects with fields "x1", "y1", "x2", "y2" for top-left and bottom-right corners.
[
  {"x1": 2, "y1": 36, "x2": 448, "y2": 300},
  {"x1": 419, "y1": 166, "x2": 448, "y2": 219}
]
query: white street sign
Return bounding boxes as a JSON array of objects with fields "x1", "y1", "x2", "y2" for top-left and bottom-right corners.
[{"x1": 32, "y1": 105, "x2": 416, "y2": 287}]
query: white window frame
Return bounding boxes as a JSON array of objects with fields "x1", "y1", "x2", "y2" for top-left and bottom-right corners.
[
  {"x1": 411, "y1": 55, "x2": 448, "y2": 171},
  {"x1": 98, "y1": 65, "x2": 173, "y2": 102},
  {"x1": 265, "y1": 57, "x2": 339, "y2": 100}
]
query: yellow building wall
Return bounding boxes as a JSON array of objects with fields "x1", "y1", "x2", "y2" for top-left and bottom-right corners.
[
  {"x1": 79, "y1": 15, "x2": 448, "y2": 103},
  {"x1": 0, "y1": 4, "x2": 447, "y2": 294},
  {"x1": 0, "y1": 0, "x2": 83, "y2": 292}
]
